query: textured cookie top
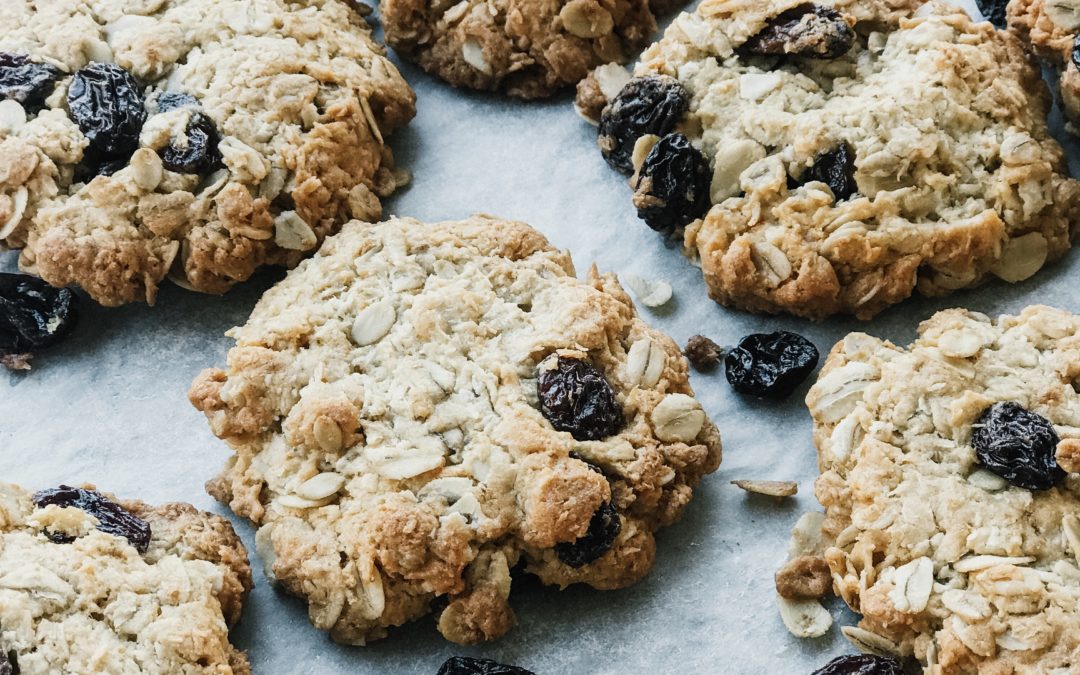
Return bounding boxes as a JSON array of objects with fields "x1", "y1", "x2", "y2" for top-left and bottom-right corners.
[
  {"x1": 190, "y1": 215, "x2": 721, "y2": 645},
  {"x1": 0, "y1": 483, "x2": 252, "y2": 674},
  {"x1": 805, "y1": 306, "x2": 1080, "y2": 673},
  {"x1": 0, "y1": 0, "x2": 414, "y2": 306},
  {"x1": 598, "y1": 0, "x2": 1080, "y2": 319},
  {"x1": 1008, "y1": 0, "x2": 1080, "y2": 127},
  {"x1": 380, "y1": 0, "x2": 673, "y2": 98}
]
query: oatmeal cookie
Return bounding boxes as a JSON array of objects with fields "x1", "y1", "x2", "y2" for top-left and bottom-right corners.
[
  {"x1": 592, "y1": 1, "x2": 1080, "y2": 320},
  {"x1": 0, "y1": 482, "x2": 252, "y2": 674},
  {"x1": 1008, "y1": 0, "x2": 1080, "y2": 128},
  {"x1": 380, "y1": 0, "x2": 677, "y2": 98},
  {"x1": 803, "y1": 306, "x2": 1080, "y2": 672},
  {"x1": 189, "y1": 214, "x2": 721, "y2": 645},
  {"x1": 0, "y1": 0, "x2": 414, "y2": 306}
]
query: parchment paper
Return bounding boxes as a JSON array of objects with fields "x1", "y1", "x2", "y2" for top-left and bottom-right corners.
[{"x1": 3, "y1": 2, "x2": 1077, "y2": 672}]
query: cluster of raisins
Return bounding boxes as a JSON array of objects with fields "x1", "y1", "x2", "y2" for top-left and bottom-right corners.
[
  {"x1": 0, "y1": 273, "x2": 78, "y2": 370},
  {"x1": 811, "y1": 654, "x2": 903, "y2": 675},
  {"x1": 437, "y1": 657, "x2": 534, "y2": 675},
  {"x1": 537, "y1": 356, "x2": 624, "y2": 441},
  {"x1": 725, "y1": 331, "x2": 819, "y2": 399},
  {"x1": 972, "y1": 402, "x2": 1065, "y2": 491},
  {"x1": 32, "y1": 485, "x2": 151, "y2": 553}
]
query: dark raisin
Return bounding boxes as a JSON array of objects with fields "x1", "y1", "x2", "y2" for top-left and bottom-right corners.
[
  {"x1": 156, "y1": 92, "x2": 198, "y2": 113},
  {"x1": 1072, "y1": 35, "x2": 1080, "y2": 72},
  {"x1": 631, "y1": 133, "x2": 711, "y2": 233},
  {"x1": 724, "y1": 331, "x2": 819, "y2": 399},
  {"x1": 972, "y1": 402, "x2": 1065, "y2": 491},
  {"x1": 684, "y1": 334, "x2": 724, "y2": 371},
  {"x1": 743, "y1": 4, "x2": 855, "y2": 59},
  {"x1": 74, "y1": 146, "x2": 130, "y2": 182},
  {"x1": 975, "y1": 0, "x2": 1008, "y2": 28},
  {"x1": 67, "y1": 63, "x2": 146, "y2": 158},
  {"x1": 436, "y1": 657, "x2": 535, "y2": 675},
  {"x1": 159, "y1": 111, "x2": 221, "y2": 174},
  {"x1": 598, "y1": 75, "x2": 689, "y2": 174},
  {"x1": 537, "y1": 356, "x2": 623, "y2": 441},
  {"x1": 32, "y1": 486, "x2": 151, "y2": 553},
  {"x1": 802, "y1": 143, "x2": 857, "y2": 202},
  {"x1": 0, "y1": 53, "x2": 62, "y2": 112},
  {"x1": 811, "y1": 654, "x2": 904, "y2": 675},
  {"x1": 0, "y1": 651, "x2": 14, "y2": 675},
  {"x1": 0, "y1": 273, "x2": 78, "y2": 370},
  {"x1": 555, "y1": 501, "x2": 621, "y2": 567}
]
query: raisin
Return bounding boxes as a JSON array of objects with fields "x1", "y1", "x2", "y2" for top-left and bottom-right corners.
[
  {"x1": 598, "y1": 75, "x2": 689, "y2": 174},
  {"x1": 0, "y1": 53, "x2": 61, "y2": 111},
  {"x1": 0, "y1": 651, "x2": 12, "y2": 675},
  {"x1": 684, "y1": 334, "x2": 724, "y2": 371},
  {"x1": 743, "y1": 4, "x2": 855, "y2": 59},
  {"x1": 1072, "y1": 35, "x2": 1080, "y2": 72},
  {"x1": 154, "y1": 93, "x2": 222, "y2": 174},
  {"x1": 632, "y1": 133, "x2": 711, "y2": 233},
  {"x1": 436, "y1": 657, "x2": 535, "y2": 675},
  {"x1": 802, "y1": 143, "x2": 857, "y2": 202},
  {"x1": 724, "y1": 331, "x2": 819, "y2": 399},
  {"x1": 555, "y1": 501, "x2": 620, "y2": 567},
  {"x1": 32, "y1": 486, "x2": 151, "y2": 553},
  {"x1": 0, "y1": 273, "x2": 78, "y2": 370},
  {"x1": 67, "y1": 63, "x2": 146, "y2": 158},
  {"x1": 811, "y1": 654, "x2": 904, "y2": 675},
  {"x1": 975, "y1": 0, "x2": 1008, "y2": 28},
  {"x1": 537, "y1": 356, "x2": 623, "y2": 441},
  {"x1": 157, "y1": 92, "x2": 198, "y2": 112},
  {"x1": 972, "y1": 402, "x2": 1065, "y2": 491}
]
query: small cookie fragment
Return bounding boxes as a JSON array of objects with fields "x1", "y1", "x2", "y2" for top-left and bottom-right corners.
[
  {"x1": 575, "y1": 62, "x2": 632, "y2": 124},
  {"x1": 622, "y1": 274, "x2": 673, "y2": 307},
  {"x1": 732, "y1": 479, "x2": 798, "y2": 497},
  {"x1": 191, "y1": 215, "x2": 722, "y2": 645},
  {"x1": 0, "y1": 482, "x2": 251, "y2": 673},
  {"x1": 775, "y1": 554, "x2": 831, "y2": 599},
  {"x1": 683, "y1": 334, "x2": 723, "y2": 370}
]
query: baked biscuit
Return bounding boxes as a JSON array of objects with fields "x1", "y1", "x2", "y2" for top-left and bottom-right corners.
[
  {"x1": 381, "y1": 0, "x2": 678, "y2": 98},
  {"x1": 0, "y1": 0, "x2": 414, "y2": 306},
  {"x1": 590, "y1": 1, "x2": 1080, "y2": 319},
  {"x1": 0, "y1": 483, "x2": 252, "y2": 674},
  {"x1": 190, "y1": 214, "x2": 722, "y2": 644},
  {"x1": 803, "y1": 306, "x2": 1080, "y2": 672}
]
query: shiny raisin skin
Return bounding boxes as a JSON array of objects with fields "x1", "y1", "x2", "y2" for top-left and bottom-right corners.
[
  {"x1": 1072, "y1": 35, "x2": 1080, "y2": 72},
  {"x1": 555, "y1": 501, "x2": 621, "y2": 567},
  {"x1": 975, "y1": 0, "x2": 1008, "y2": 28},
  {"x1": 0, "y1": 53, "x2": 61, "y2": 111},
  {"x1": 811, "y1": 654, "x2": 904, "y2": 675},
  {"x1": 537, "y1": 356, "x2": 623, "y2": 441},
  {"x1": 598, "y1": 75, "x2": 689, "y2": 174},
  {"x1": 155, "y1": 93, "x2": 222, "y2": 174},
  {"x1": 632, "y1": 133, "x2": 711, "y2": 233},
  {"x1": 437, "y1": 657, "x2": 534, "y2": 675},
  {"x1": 725, "y1": 331, "x2": 819, "y2": 399},
  {"x1": 802, "y1": 143, "x2": 857, "y2": 202},
  {"x1": 972, "y1": 402, "x2": 1065, "y2": 491},
  {"x1": 0, "y1": 273, "x2": 78, "y2": 363},
  {"x1": 32, "y1": 486, "x2": 151, "y2": 553},
  {"x1": 67, "y1": 63, "x2": 147, "y2": 158},
  {"x1": 743, "y1": 4, "x2": 854, "y2": 59}
]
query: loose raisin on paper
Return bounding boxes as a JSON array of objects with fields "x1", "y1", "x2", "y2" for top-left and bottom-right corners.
[
  {"x1": 67, "y1": 62, "x2": 147, "y2": 158},
  {"x1": 598, "y1": 75, "x2": 689, "y2": 174},
  {"x1": 537, "y1": 356, "x2": 623, "y2": 441},
  {"x1": 972, "y1": 402, "x2": 1065, "y2": 491},
  {"x1": 32, "y1": 486, "x2": 151, "y2": 553},
  {"x1": 743, "y1": 4, "x2": 854, "y2": 59},
  {"x1": 555, "y1": 501, "x2": 621, "y2": 568},
  {"x1": 724, "y1": 331, "x2": 819, "y2": 399},
  {"x1": 0, "y1": 273, "x2": 78, "y2": 370},
  {"x1": 0, "y1": 53, "x2": 61, "y2": 111},
  {"x1": 632, "y1": 133, "x2": 711, "y2": 233},
  {"x1": 811, "y1": 654, "x2": 904, "y2": 675},
  {"x1": 437, "y1": 657, "x2": 535, "y2": 675}
]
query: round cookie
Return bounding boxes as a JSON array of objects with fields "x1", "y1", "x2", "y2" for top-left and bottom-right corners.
[
  {"x1": 380, "y1": 0, "x2": 677, "y2": 98},
  {"x1": 189, "y1": 214, "x2": 722, "y2": 645},
  {"x1": 1008, "y1": 0, "x2": 1080, "y2": 129},
  {"x1": 802, "y1": 306, "x2": 1080, "y2": 672},
  {"x1": 0, "y1": 0, "x2": 415, "y2": 306},
  {"x1": 0, "y1": 482, "x2": 252, "y2": 674},
  {"x1": 588, "y1": 0, "x2": 1080, "y2": 319}
]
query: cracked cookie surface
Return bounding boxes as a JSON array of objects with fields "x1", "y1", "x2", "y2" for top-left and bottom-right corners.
[
  {"x1": 189, "y1": 214, "x2": 721, "y2": 645},
  {"x1": 804, "y1": 306, "x2": 1080, "y2": 673},
  {"x1": 594, "y1": 0, "x2": 1080, "y2": 319},
  {"x1": 380, "y1": 0, "x2": 678, "y2": 98},
  {"x1": 0, "y1": 0, "x2": 414, "y2": 306},
  {"x1": 0, "y1": 482, "x2": 252, "y2": 674}
]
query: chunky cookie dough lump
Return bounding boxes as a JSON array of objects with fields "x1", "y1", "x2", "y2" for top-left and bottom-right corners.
[
  {"x1": 595, "y1": 0, "x2": 1080, "y2": 319},
  {"x1": 0, "y1": 482, "x2": 252, "y2": 674},
  {"x1": 1008, "y1": 0, "x2": 1080, "y2": 129},
  {"x1": 803, "y1": 306, "x2": 1080, "y2": 673},
  {"x1": 0, "y1": 0, "x2": 415, "y2": 306},
  {"x1": 380, "y1": 0, "x2": 677, "y2": 98},
  {"x1": 190, "y1": 215, "x2": 721, "y2": 645}
]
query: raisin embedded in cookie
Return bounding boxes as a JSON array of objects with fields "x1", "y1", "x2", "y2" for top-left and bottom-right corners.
[
  {"x1": 802, "y1": 306, "x2": 1080, "y2": 672},
  {"x1": 0, "y1": 0, "x2": 415, "y2": 307},
  {"x1": 1008, "y1": 0, "x2": 1080, "y2": 128},
  {"x1": 189, "y1": 214, "x2": 722, "y2": 645},
  {"x1": 592, "y1": 0, "x2": 1080, "y2": 319},
  {"x1": 0, "y1": 482, "x2": 252, "y2": 673},
  {"x1": 380, "y1": 0, "x2": 676, "y2": 98}
]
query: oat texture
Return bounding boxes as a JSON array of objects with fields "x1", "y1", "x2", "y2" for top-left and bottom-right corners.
[
  {"x1": 380, "y1": 0, "x2": 677, "y2": 98},
  {"x1": 607, "y1": 0, "x2": 1080, "y2": 319},
  {"x1": 804, "y1": 306, "x2": 1080, "y2": 673},
  {"x1": 189, "y1": 214, "x2": 722, "y2": 645},
  {"x1": 0, "y1": 0, "x2": 414, "y2": 306},
  {"x1": 0, "y1": 482, "x2": 252, "y2": 674},
  {"x1": 1008, "y1": 0, "x2": 1080, "y2": 129}
]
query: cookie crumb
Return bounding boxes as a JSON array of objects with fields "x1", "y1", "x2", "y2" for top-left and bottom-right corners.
[
  {"x1": 775, "y1": 555, "x2": 831, "y2": 599},
  {"x1": 1057, "y1": 438, "x2": 1080, "y2": 473},
  {"x1": 731, "y1": 479, "x2": 797, "y2": 497},
  {"x1": 623, "y1": 274, "x2": 672, "y2": 308},
  {"x1": 684, "y1": 334, "x2": 723, "y2": 370}
]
